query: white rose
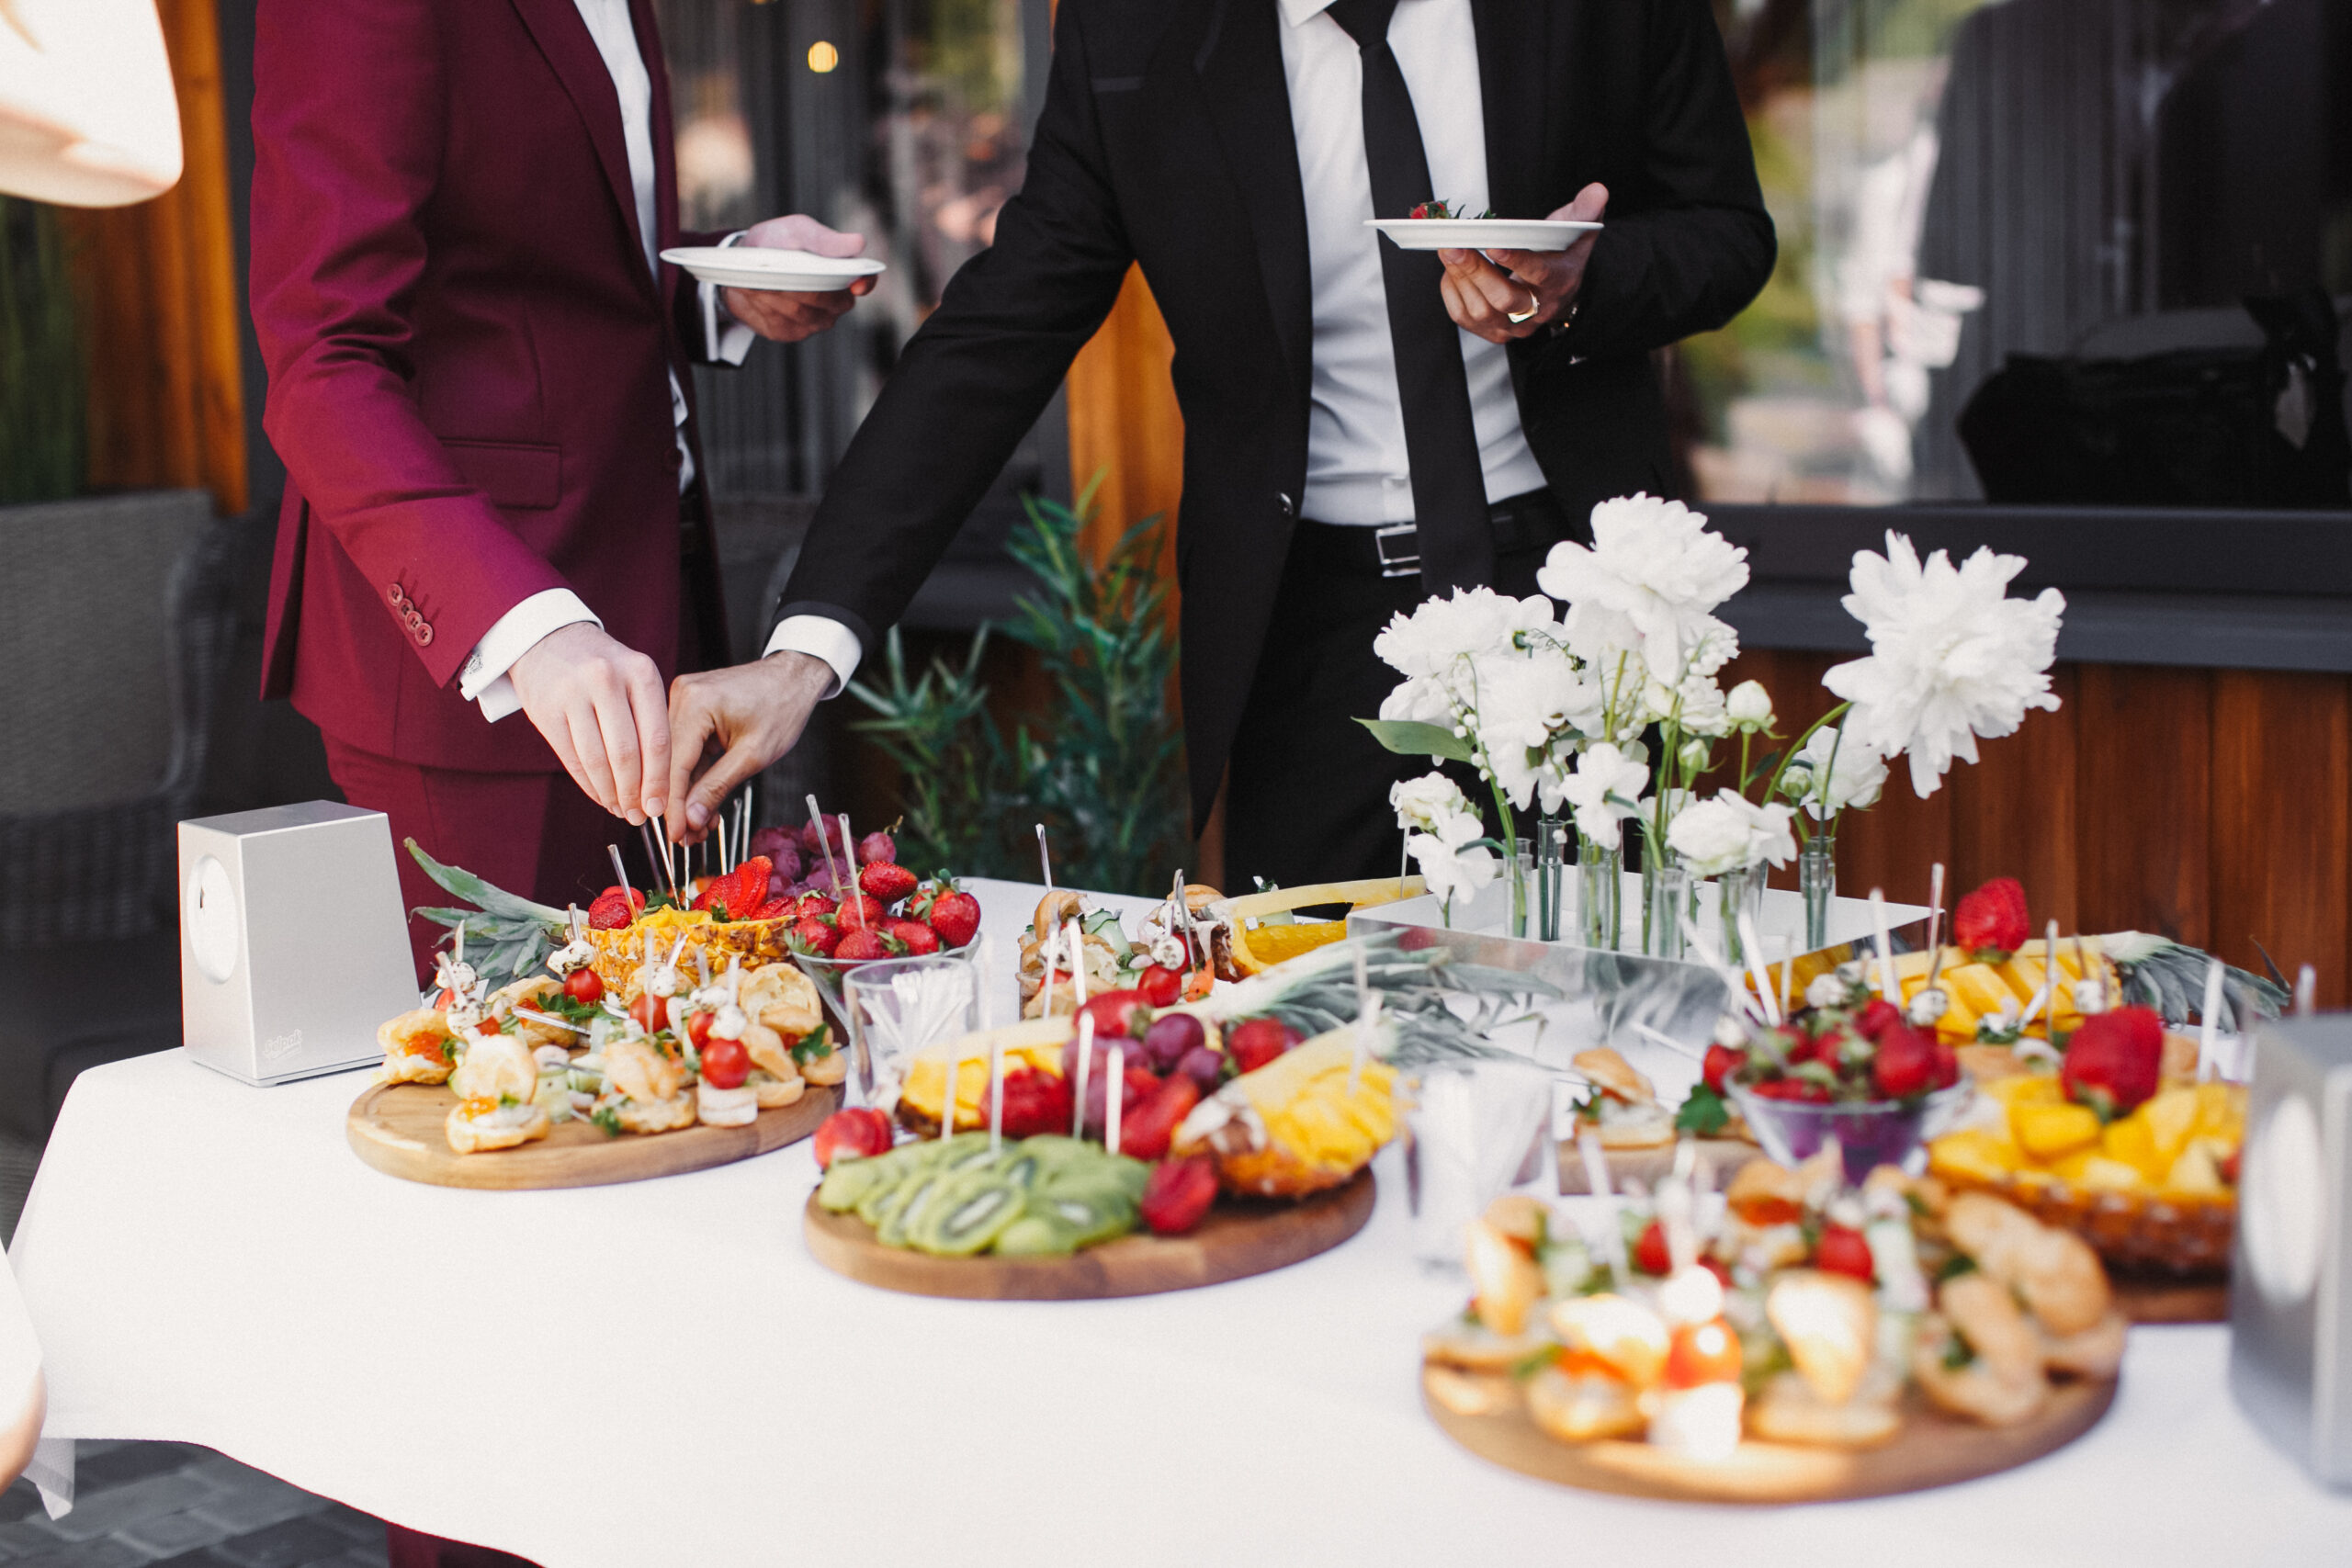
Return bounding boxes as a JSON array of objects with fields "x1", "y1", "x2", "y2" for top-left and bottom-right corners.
[
  {"x1": 1665, "y1": 796, "x2": 1754, "y2": 877},
  {"x1": 1726, "y1": 680, "x2": 1774, "y2": 731},
  {"x1": 1786, "y1": 724, "x2": 1888, "y2": 818},
  {"x1": 1389, "y1": 772, "x2": 1468, "y2": 835},
  {"x1": 1558, "y1": 742, "x2": 1648, "y2": 846}
]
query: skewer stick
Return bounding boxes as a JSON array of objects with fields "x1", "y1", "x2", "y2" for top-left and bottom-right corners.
[
  {"x1": 1068, "y1": 917, "x2": 1089, "y2": 1007},
  {"x1": 1777, "y1": 940, "x2": 1794, "y2": 1022},
  {"x1": 637, "y1": 822, "x2": 662, "y2": 898},
  {"x1": 1867, "y1": 889, "x2": 1897, "y2": 1003},
  {"x1": 512, "y1": 1007, "x2": 589, "y2": 1036},
  {"x1": 1072, "y1": 1012, "x2": 1095, "y2": 1139},
  {"x1": 605, "y1": 845, "x2": 634, "y2": 914},
  {"x1": 1923, "y1": 863, "x2": 1948, "y2": 987},
  {"x1": 2296, "y1": 964, "x2": 2317, "y2": 1018},
  {"x1": 2198, "y1": 957, "x2": 2226, "y2": 1083},
  {"x1": 1634, "y1": 1021, "x2": 1707, "y2": 1064},
  {"x1": 988, "y1": 1031, "x2": 1006, "y2": 1156},
  {"x1": 1681, "y1": 916, "x2": 1765, "y2": 1023},
  {"x1": 940, "y1": 1039, "x2": 962, "y2": 1141},
  {"x1": 1036, "y1": 824, "x2": 1054, "y2": 898},
  {"x1": 807, "y1": 795, "x2": 844, "y2": 899},
  {"x1": 1347, "y1": 942, "x2": 1375, "y2": 1096},
  {"x1": 1105, "y1": 1044, "x2": 1125, "y2": 1155},
  {"x1": 835, "y1": 818, "x2": 867, "y2": 930},
  {"x1": 1736, "y1": 910, "x2": 1779, "y2": 1026},
  {"x1": 1577, "y1": 1128, "x2": 1631, "y2": 1281},
  {"x1": 716, "y1": 815, "x2": 728, "y2": 882}
]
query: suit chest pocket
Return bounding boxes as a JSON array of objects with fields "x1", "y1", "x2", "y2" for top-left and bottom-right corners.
[{"x1": 443, "y1": 439, "x2": 561, "y2": 512}]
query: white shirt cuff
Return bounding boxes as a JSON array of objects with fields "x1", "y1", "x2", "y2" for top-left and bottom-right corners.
[
  {"x1": 462, "y1": 589, "x2": 603, "y2": 723},
  {"x1": 701, "y1": 231, "x2": 757, "y2": 365},
  {"x1": 763, "y1": 615, "x2": 862, "y2": 697}
]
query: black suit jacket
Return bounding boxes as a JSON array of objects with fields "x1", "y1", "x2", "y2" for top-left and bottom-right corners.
[{"x1": 780, "y1": 0, "x2": 1773, "y2": 827}]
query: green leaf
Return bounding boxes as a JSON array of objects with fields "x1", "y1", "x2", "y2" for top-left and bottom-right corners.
[
  {"x1": 1675, "y1": 1082, "x2": 1730, "y2": 1136},
  {"x1": 404, "y1": 840, "x2": 565, "y2": 924},
  {"x1": 1356, "y1": 717, "x2": 1476, "y2": 763}
]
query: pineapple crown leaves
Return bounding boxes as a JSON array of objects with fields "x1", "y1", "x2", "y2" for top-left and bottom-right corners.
[
  {"x1": 2100, "y1": 932, "x2": 2289, "y2": 1032},
  {"x1": 404, "y1": 839, "x2": 566, "y2": 990},
  {"x1": 1202, "y1": 934, "x2": 1560, "y2": 1067}
]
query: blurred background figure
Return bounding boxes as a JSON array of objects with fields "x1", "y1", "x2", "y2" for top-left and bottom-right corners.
[{"x1": 0, "y1": 0, "x2": 181, "y2": 207}]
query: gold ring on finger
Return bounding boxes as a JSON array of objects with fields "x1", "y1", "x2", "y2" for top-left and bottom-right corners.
[{"x1": 1506, "y1": 289, "x2": 1540, "y2": 325}]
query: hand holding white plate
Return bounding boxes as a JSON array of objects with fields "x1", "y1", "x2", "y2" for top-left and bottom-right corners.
[
  {"x1": 1367, "y1": 218, "x2": 1601, "y2": 254},
  {"x1": 661, "y1": 246, "x2": 888, "y2": 293}
]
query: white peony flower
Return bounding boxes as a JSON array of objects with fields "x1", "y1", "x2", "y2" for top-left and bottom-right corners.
[
  {"x1": 1537, "y1": 494, "x2": 1749, "y2": 673},
  {"x1": 1390, "y1": 772, "x2": 1469, "y2": 835},
  {"x1": 1677, "y1": 673, "x2": 1730, "y2": 739},
  {"x1": 1781, "y1": 723, "x2": 1888, "y2": 819},
  {"x1": 1823, "y1": 532, "x2": 2065, "y2": 797},
  {"x1": 1374, "y1": 588, "x2": 1555, "y2": 679},
  {"x1": 1557, "y1": 741, "x2": 1648, "y2": 846},
  {"x1": 1377, "y1": 674, "x2": 1454, "y2": 727},
  {"x1": 1666, "y1": 791, "x2": 1799, "y2": 877},
  {"x1": 1408, "y1": 805, "x2": 1500, "y2": 907},
  {"x1": 1726, "y1": 680, "x2": 1775, "y2": 732}
]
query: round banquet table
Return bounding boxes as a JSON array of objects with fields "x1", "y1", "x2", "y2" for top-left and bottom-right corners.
[{"x1": 8, "y1": 880, "x2": 2351, "y2": 1566}]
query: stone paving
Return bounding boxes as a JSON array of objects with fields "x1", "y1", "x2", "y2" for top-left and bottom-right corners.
[{"x1": 0, "y1": 1442, "x2": 388, "y2": 1568}]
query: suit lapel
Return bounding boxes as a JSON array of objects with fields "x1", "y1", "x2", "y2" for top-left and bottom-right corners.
[
  {"x1": 1470, "y1": 0, "x2": 1550, "y2": 218},
  {"x1": 1191, "y1": 0, "x2": 1313, "y2": 401},
  {"x1": 629, "y1": 0, "x2": 682, "y2": 321},
  {"x1": 508, "y1": 0, "x2": 655, "y2": 296}
]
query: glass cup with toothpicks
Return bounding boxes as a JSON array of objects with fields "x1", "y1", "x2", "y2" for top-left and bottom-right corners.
[{"x1": 840, "y1": 951, "x2": 979, "y2": 1113}]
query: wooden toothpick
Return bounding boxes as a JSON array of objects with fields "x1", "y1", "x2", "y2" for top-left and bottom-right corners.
[
  {"x1": 1105, "y1": 1043, "x2": 1125, "y2": 1155},
  {"x1": 1736, "y1": 910, "x2": 1778, "y2": 1026},
  {"x1": 1036, "y1": 824, "x2": 1054, "y2": 897},
  {"x1": 806, "y1": 794, "x2": 843, "y2": 899},
  {"x1": 1867, "y1": 889, "x2": 1897, "y2": 1002},
  {"x1": 2198, "y1": 957, "x2": 2226, "y2": 1082},
  {"x1": 1073, "y1": 1012, "x2": 1095, "y2": 1139}
]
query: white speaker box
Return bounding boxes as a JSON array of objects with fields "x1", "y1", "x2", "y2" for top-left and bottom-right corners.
[{"x1": 177, "y1": 801, "x2": 417, "y2": 1085}]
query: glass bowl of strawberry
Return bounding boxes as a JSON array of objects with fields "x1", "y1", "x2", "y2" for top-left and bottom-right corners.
[{"x1": 1716, "y1": 997, "x2": 1973, "y2": 1185}]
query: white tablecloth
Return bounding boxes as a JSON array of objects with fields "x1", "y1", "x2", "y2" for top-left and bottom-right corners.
[{"x1": 10, "y1": 881, "x2": 2352, "y2": 1565}]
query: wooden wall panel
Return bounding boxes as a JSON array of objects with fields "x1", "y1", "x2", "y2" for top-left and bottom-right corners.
[
  {"x1": 2074, "y1": 665, "x2": 2211, "y2": 945},
  {"x1": 56, "y1": 0, "x2": 245, "y2": 515},
  {"x1": 2209, "y1": 671, "x2": 2350, "y2": 1006},
  {"x1": 1945, "y1": 666, "x2": 2081, "y2": 935},
  {"x1": 1064, "y1": 265, "x2": 1182, "y2": 569}
]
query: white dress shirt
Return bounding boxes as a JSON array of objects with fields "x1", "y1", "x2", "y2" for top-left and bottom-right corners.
[
  {"x1": 763, "y1": 0, "x2": 1546, "y2": 694},
  {"x1": 463, "y1": 0, "x2": 756, "y2": 723}
]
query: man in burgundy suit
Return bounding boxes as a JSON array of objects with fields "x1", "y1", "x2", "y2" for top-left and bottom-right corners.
[{"x1": 251, "y1": 0, "x2": 864, "y2": 993}]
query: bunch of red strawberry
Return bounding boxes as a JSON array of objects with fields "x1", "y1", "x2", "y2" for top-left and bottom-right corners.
[
  {"x1": 1952, "y1": 875, "x2": 2030, "y2": 964},
  {"x1": 1707, "y1": 994, "x2": 1960, "y2": 1105},
  {"x1": 785, "y1": 845, "x2": 982, "y2": 964}
]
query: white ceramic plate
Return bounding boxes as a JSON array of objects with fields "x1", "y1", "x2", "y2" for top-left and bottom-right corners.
[
  {"x1": 1366, "y1": 218, "x2": 1600, "y2": 253},
  {"x1": 660, "y1": 246, "x2": 888, "y2": 292}
]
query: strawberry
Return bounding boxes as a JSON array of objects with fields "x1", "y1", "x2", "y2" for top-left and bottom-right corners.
[
  {"x1": 1139, "y1": 1155, "x2": 1219, "y2": 1235},
  {"x1": 1851, "y1": 998, "x2": 1903, "y2": 1042},
  {"x1": 857, "y1": 829, "x2": 897, "y2": 866},
  {"x1": 887, "y1": 919, "x2": 941, "y2": 955},
  {"x1": 1952, "y1": 876, "x2": 2030, "y2": 963},
  {"x1": 1871, "y1": 1021, "x2": 1936, "y2": 1099},
  {"x1": 831, "y1": 891, "x2": 887, "y2": 931},
  {"x1": 2061, "y1": 1005, "x2": 2164, "y2": 1118},
  {"x1": 1634, "y1": 1219, "x2": 1672, "y2": 1275},
  {"x1": 588, "y1": 886, "x2": 643, "y2": 930},
  {"x1": 1227, "y1": 1017, "x2": 1299, "y2": 1074},
  {"x1": 1117, "y1": 1074, "x2": 1202, "y2": 1162},
  {"x1": 1930, "y1": 1037, "x2": 1960, "y2": 1089},
  {"x1": 1076, "y1": 988, "x2": 1150, "y2": 1041},
  {"x1": 812, "y1": 1108, "x2": 894, "y2": 1169},
  {"x1": 858, "y1": 861, "x2": 919, "y2": 906},
  {"x1": 1750, "y1": 1077, "x2": 1832, "y2": 1103},
  {"x1": 997, "y1": 1066, "x2": 1073, "y2": 1138},
  {"x1": 833, "y1": 927, "x2": 902, "y2": 963},
  {"x1": 791, "y1": 917, "x2": 842, "y2": 958},
  {"x1": 752, "y1": 897, "x2": 794, "y2": 921},
  {"x1": 795, "y1": 892, "x2": 838, "y2": 920},
  {"x1": 1815, "y1": 1224, "x2": 1875, "y2": 1282},
  {"x1": 1702, "y1": 1043, "x2": 1740, "y2": 1094},
  {"x1": 916, "y1": 880, "x2": 981, "y2": 949}
]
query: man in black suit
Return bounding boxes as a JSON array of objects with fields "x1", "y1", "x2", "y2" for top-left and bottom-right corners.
[{"x1": 668, "y1": 0, "x2": 1772, "y2": 887}]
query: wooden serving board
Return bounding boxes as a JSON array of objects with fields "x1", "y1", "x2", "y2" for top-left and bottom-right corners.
[
  {"x1": 804, "y1": 1170, "x2": 1375, "y2": 1300},
  {"x1": 1554, "y1": 1137, "x2": 1761, "y2": 1194},
  {"x1": 348, "y1": 1080, "x2": 842, "y2": 1190},
  {"x1": 2113, "y1": 1273, "x2": 2228, "y2": 1325},
  {"x1": 1423, "y1": 1369, "x2": 2116, "y2": 1504}
]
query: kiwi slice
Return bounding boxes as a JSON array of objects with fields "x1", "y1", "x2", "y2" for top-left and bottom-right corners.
[
  {"x1": 993, "y1": 1213, "x2": 1080, "y2": 1257},
  {"x1": 1033, "y1": 1190, "x2": 1136, "y2": 1249},
  {"x1": 910, "y1": 1173, "x2": 1027, "y2": 1256},
  {"x1": 877, "y1": 1167, "x2": 960, "y2": 1248},
  {"x1": 817, "y1": 1155, "x2": 897, "y2": 1213}
]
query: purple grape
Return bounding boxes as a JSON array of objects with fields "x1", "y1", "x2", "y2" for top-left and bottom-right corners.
[
  {"x1": 1176, "y1": 1046, "x2": 1224, "y2": 1095},
  {"x1": 748, "y1": 826, "x2": 796, "y2": 863},
  {"x1": 1140, "y1": 1011, "x2": 1204, "y2": 1073}
]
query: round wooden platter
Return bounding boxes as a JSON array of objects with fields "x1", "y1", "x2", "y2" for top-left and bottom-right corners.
[
  {"x1": 348, "y1": 1080, "x2": 842, "y2": 1190},
  {"x1": 1422, "y1": 1367, "x2": 2117, "y2": 1505},
  {"x1": 2112, "y1": 1272, "x2": 2228, "y2": 1325},
  {"x1": 804, "y1": 1169, "x2": 1376, "y2": 1300}
]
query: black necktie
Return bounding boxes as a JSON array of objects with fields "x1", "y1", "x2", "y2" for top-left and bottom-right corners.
[{"x1": 1325, "y1": 0, "x2": 1493, "y2": 591}]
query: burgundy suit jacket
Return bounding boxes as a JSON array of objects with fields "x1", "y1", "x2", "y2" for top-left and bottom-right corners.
[{"x1": 251, "y1": 0, "x2": 726, "y2": 773}]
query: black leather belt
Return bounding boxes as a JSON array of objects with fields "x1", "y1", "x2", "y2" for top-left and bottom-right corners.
[{"x1": 1295, "y1": 488, "x2": 1567, "y2": 578}]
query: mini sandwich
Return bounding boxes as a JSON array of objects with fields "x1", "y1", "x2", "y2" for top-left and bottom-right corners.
[
  {"x1": 1571, "y1": 1047, "x2": 1674, "y2": 1149},
  {"x1": 443, "y1": 1033, "x2": 551, "y2": 1155}
]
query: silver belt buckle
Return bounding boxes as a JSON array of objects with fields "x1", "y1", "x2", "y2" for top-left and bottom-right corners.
[{"x1": 1374, "y1": 523, "x2": 1419, "y2": 579}]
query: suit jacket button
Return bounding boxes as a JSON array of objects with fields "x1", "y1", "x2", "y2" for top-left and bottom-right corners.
[
  {"x1": 1277, "y1": 492, "x2": 1295, "y2": 518},
  {"x1": 416, "y1": 623, "x2": 434, "y2": 647},
  {"x1": 388, "y1": 582, "x2": 406, "y2": 606}
]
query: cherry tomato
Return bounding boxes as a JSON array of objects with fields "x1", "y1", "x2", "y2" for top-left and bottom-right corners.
[
  {"x1": 1137, "y1": 964, "x2": 1183, "y2": 1009},
  {"x1": 628, "y1": 992, "x2": 663, "y2": 1035},
  {"x1": 686, "y1": 1010, "x2": 715, "y2": 1051},
  {"x1": 699, "y1": 1036, "x2": 751, "y2": 1089},
  {"x1": 1665, "y1": 1319, "x2": 1743, "y2": 1388},
  {"x1": 1815, "y1": 1224, "x2": 1876, "y2": 1282},
  {"x1": 562, "y1": 967, "x2": 604, "y2": 1005},
  {"x1": 1634, "y1": 1218, "x2": 1673, "y2": 1275}
]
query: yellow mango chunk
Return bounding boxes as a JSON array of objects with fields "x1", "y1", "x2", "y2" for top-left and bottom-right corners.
[
  {"x1": 2013, "y1": 1100, "x2": 2103, "y2": 1160},
  {"x1": 2100, "y1": 1115, "x2": 2165, "y2": 1181},
  {"x1": 2164, "y1": 1141, "x2": 2230, "y2": 1197},
  {"x1": 1988, "y1": 1075, "x2": 2064, "y2": 1109},
  {"x1": 1929, "y1": 1129, "x2": 2021, "y2": 1185},
  {"x1": 2193, "y1": 1082, "x2": 2247, "y2": 1143},
  {"x1": 1996, "y1": 958, "x2": 2045, "y2": 1005},
  {"x1": 2048, "y1": 1148, "x2": 2098, "y2": 1184},
  {"x1": 2140, "y1": 1089, "x2": 2199, "y2": 1165},
  {"x1": 2074, "y1": 1155, "x2": 2149, "y2": 1193}
]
